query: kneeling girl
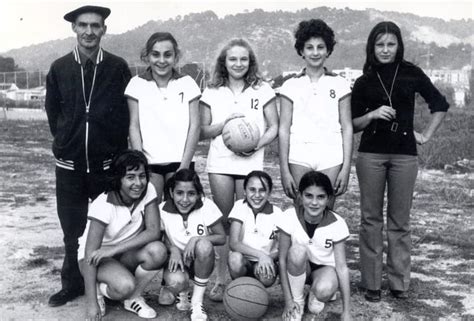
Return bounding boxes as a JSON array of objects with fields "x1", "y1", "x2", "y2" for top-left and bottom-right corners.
[
  {"x1": 79, "y1": 150, "x2": 167, "y2": 320},
  {"x1": 228, "y1": 170, "x2": 282, "y2": 287},
  {"x1": 278, "y1": 171, "x2": 351, "y2": 321},
  {"x1": 159, "y1": 169, "x2": 226, "y2": 321}
]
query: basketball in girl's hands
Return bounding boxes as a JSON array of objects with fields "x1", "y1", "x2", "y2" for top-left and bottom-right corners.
[
  {"x1": 223, "y1": 277, "x2": 269, "y2": 321},
  {"x1": 222, "y1": 118, "x2": 260, "y2": 153}
]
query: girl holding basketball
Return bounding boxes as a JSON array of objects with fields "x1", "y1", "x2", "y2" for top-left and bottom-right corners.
[
  {"x1": 78, "y1": 150, "x2": 167, "y2": 320},
  {"x1": 199, "y1": 38, "x2": 279, "y2": 300},
  {"x1": 278, "y1": 171, "x2": 351, "y2": 321},
  {"x1": 126, "y1": 32, "x2": 201, "y2": 203},
  {"x1": 278, "y1": 19, "x2": 353, "y2": 202},
  {"x1": 159, "y1": 169, "x2": 226, "y2": 321},
  {"x1": 227, "y1": 170, "x2": 282, "y2": 287}
]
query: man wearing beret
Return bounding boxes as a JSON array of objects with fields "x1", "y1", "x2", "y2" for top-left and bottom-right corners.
[{"x1": 45, "y1": 5, "x2": 131, "y2": 307}]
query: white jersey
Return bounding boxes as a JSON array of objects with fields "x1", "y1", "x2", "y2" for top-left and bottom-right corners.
[
  {"x1": 201, "y1": 82, "x2": 275, "y2": 175},
  {"x1": 160, "y1": 197, "x2": 223, "y2": 251},
  {"x1": 277, "y1": 207, "x2": 349, "y2": 267},
  {"x1": 78, "y1": 183, "x2": 157, "y2": 260},
  {"x1": 279, "y1": 69, "x2": 351, "y2": 146},
  {"x1": 125, "y1": 71, "x2": 201, "y2": 164},
  {"x1": 228, "y1": 199, "x2": 282, "y2": 261}
]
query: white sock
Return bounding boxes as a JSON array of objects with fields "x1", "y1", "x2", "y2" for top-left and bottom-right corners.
[
  {"x1": 98, "y1": 282, "x2": 111, "y2": 299},
  {"x1": 191, "y1": 276, "x2": 209, "y2": 305},
  {"x1": 287, "y1": 271, "x2": 306, "y2": 303},
  {"x1": 135, "y1": 265, "x2": 148, "y2": 278}
]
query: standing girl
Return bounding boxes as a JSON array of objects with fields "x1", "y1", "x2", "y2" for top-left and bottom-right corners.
[
  {"x1": 78, "y1": 150, "x2": 167, "y2": 320},
  {"x1": 278, "y1": 171, "x2": 351, "y2": 321},
  {"x1": 200, "y1": 38, "x2": 279, "y2": 300},
  {"x1": 279, "y1": 19, "x2": 353, "y2": 201},
  {"x1": 228, "y1": 170, "x2": 282, "y2": 287},
  {"x1": 159, "y1": 169, "x2": 226, "y2": 321},
  {"x1": 351, "y1": 21, "x2": 449, "y2": 302},
  {"x1": 126, "y1": 32, "x2": 201, "y2": 202}
]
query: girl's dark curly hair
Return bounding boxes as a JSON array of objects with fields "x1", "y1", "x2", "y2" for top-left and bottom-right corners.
[
  {"x1": 294, "y1": 19, "x2": 336, "y2": 57},
  {"x1": 208, "y1": 38, "x2": 262, "y2": 88},
  {"x1": 106, "y1": 150, "x2": 150, "y2": 193}
]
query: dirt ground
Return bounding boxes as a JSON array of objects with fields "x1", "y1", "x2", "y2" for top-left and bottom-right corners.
[{"x1": 0, "y1": 110, "x2": 473, "y2": 320}]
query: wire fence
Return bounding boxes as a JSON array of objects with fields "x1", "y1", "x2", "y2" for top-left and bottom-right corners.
[
  {"x1": 0, "y1": 63, "x2": 207, "y2": 90},
  {"x1": 0, "y1": 62, "x2": 208, "y2": 109}
]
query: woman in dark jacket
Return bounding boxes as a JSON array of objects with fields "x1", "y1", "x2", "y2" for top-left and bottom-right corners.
[{"x1": 351, "y1": 21, "x2": 449, "y2": 302}]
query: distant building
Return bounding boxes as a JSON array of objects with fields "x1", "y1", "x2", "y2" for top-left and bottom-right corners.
[
  {"x1": 425, "y1": 67, "x2": 471, "y2": 107},
  {"x1": 425, "y1": 67, "x2": 470, "y2": 88},
  {"x1": 333, "y1": 68, "x2": 363, "y2": 87},
  {"x1": 14, "y1": 86, "x2": 46, "y2": 101},
  {"x1": 0, "y1": 83, "x2": 19, "y2": 100}
]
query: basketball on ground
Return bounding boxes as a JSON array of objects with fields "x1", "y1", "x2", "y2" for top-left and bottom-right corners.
[
  {"x1": 222, "y1": 117, "x2": 260, "y2": 153},
  {"x1": 223, "y1": 277, "x2": 269, "y2": 321}
]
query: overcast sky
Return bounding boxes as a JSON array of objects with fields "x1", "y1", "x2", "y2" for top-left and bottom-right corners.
[{"x1": 1, "y1": 0, "x2": 472, "y2": 53}]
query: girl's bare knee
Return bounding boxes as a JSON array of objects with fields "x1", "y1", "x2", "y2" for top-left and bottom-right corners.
[
  {"x1": 228, "y1": 252, "x2": 246, "y2": 278},
  {"x1": 110, "y1": 277, "x2": 136, "y2": 299},
  {"x1": 195, "y1": 239, "x2": 214, "y2": 259},
  {"x1": 228, "y1": 252, "x2": 244, "y2": 269},
  {"x1": 313, "y1": 280, "x2": 337, "y2": 301},
  {"x1": 288, "y1": 245, "x2": 307, "y2": 266},
  {"x1": 142, "y1": 241, "x2": 167, "y2": 268}
]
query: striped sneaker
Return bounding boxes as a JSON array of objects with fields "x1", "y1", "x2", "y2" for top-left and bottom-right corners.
[
  {"x1": 124, "y1": 296, "x2": 157, "y2": 319},
  {"x1": 191, "y1": 302, "x2": 208, "y2": 321},
  {"x1": 176, "y1": 291, "x2": 192, "y2": 311}
]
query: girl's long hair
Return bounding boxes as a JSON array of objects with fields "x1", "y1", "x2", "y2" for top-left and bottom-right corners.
[
  {"x1": 363, "y1": 21, "x2": 405, "y2": 74},
  {"x1": 208, "y1": 38, "x2": 262, "y2": 88}
]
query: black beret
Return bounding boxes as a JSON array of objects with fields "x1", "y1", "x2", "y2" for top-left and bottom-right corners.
[{"x1": 64, "y1": 5, "x2": 111, "y2": 22}]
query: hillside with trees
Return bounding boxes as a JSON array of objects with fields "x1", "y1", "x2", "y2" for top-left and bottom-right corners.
[{"x1": 3, "y1": 7, "x2": 473, "y2": 76}]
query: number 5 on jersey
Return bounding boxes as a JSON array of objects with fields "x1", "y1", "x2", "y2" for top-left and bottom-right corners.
[{"x1": 325, "y1": 239, "x2": 333, "y2": 248}]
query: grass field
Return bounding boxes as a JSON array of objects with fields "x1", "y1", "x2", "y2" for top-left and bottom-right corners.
[{"x1": 0, "y1": 114, "x2": 472, "y2": 320}]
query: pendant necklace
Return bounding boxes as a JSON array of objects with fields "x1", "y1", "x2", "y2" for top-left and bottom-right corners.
[
  {"x1": 376, "y1": 63, "x2": 399, "y2": 108},
  {"x1": 373, "y1": 64, "x2": 399, "y2": 134}
]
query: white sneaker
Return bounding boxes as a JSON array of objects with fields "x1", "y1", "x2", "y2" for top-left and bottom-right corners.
[
  {"x1": 97, "y1": 295, "x2": 106, "y2": 317},
  {"x1": 158, "y1": 286, "x2": 175, "y2": 305},
  {"x1": 190, "y1": 302, "x2": 208, "y2": 321},
  {"x1": 176, "y1": 291, "x2": 192, "y2": 311},
  {"x1": 308, "y1": 291, "x2": 325, "y2": 314},
  {"x1": 124, "y1": 296, "x2": 157, "y2": 319},
  {"x1": 96, "y1": 284, "x2": 106, "y2": 317},
  {"x1": 289, "y1": 300, "x2": 304, "y2": 321}
]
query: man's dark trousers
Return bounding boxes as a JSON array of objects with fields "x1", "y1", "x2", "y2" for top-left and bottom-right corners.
[{"x1": 55, "y1": 166, "x2": 108, "y2": 291}]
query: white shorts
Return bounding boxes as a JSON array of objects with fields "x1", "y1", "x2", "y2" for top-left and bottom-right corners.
[{"x1": 289, "y1": 141, "x2": 343, "y2": 171}]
